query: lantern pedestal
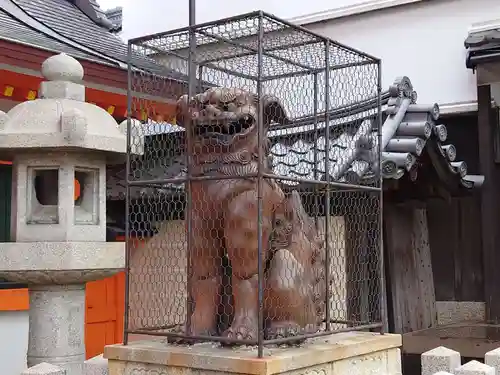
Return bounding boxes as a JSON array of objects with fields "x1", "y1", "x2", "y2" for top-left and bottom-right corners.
[{"x1": 0, "y1": 241, "x2": 124, "y2": 375}]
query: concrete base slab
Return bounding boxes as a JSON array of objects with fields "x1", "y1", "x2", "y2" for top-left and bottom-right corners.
[
  {"x1": 104, "y1": 332, "x2": 402, "y2": 375},
  {"x1": 403, "y1": 321, "x2": 500, "y2": 358}
]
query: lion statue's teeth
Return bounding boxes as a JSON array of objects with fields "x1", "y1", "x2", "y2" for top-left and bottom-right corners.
[{"x1": 220, "y1": 89, "x2": 237, "y2": 104}]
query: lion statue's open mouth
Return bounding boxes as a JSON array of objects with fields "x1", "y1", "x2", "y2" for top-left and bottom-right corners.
[
  {"x1": 192, "y1": 113, "x2": 256, "y2": 145},
  {"x1": 193, "y1": 114, "x2": 254, "y2": 136},
  {"x1": 176, "y1": 87, "x2": 288, "y2": 148}
]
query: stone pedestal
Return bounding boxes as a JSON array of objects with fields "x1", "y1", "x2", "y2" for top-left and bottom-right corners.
[
  {"x1": 104, "y1": 332, "x2": 402, "y2": 375},
  {"x1": 28, "y1": 285, "x2": 85, "y2": 374},
  {"x1": 0, "y1": 241, "x2": 124, "y2": 375}
]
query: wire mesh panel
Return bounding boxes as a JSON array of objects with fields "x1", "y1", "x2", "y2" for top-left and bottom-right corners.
[{"x1": 125, "y1": 10, "x2": 383, "y2": 355}]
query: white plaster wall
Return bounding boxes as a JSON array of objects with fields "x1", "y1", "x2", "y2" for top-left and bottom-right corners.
[
  {"x1": 150, "y1": 0, "x2": 499, "y2": 108},
  {"x1": 304, "y1": 0, "x2": 500, "y2": 104},
  {"x1": 118, "y1": 0, "x2": 371, "y2": 40},
  {"x1": 0, "y1": 311, "x2": 29, "y2": 375},
  {"x1": 121, "y1": 0, "x2": 499, "y2": 104}
]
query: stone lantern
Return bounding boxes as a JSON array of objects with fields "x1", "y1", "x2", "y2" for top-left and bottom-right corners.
[{"x1": 0, "y1": 53, "x2": 126, "y2": 375}]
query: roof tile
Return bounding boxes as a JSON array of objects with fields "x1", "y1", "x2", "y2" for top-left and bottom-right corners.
[
  {"x1": 11, "y1": 0, "x2": 127, "y2": 63},
  {"x1": 0, "y1": 8, "x2": 109, "y2": 63},
  {"x1": 3, "y1": 0, "x2": 195, "y2": 81}
]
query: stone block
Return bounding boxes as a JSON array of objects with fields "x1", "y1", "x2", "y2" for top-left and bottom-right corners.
[
  {"x1": 84, "y1": 354, "x2": 108, "y2": 375},
  {"x1": 21, "y1": 362, "x2": 66, "y2": 375},
  {"x1": 40, "y1": 80, "x2": 85, "y2": 101},
  {"x1": 104, "y1": 332, "x2": 402, "y2": 375},
  {"x1": 333, "y1": 348, "x2": 401, "y2": 375},
  {"x1": 485, "y1": 347, "x2": 500, "y2": 374},
  {"x1": 453, "y1": 360, "x2": 494, "y2": 375},
  {"x1": 0, "y1": 241, "x2": 125, "y2": 284},
  {"x1": 434, "y1": 372, "x2": 454, "y2": 375},
  {"x1": 422, "y1": 346, "x2": 461, "y2": 375},
  {"x1": 436, "y1": 301, "x2": 485, "y2": 325},
  {"x1": 388, "y1": 348, "x2": 403, "y2": 375}
]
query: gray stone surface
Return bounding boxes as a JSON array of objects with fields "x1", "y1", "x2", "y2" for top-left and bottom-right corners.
[
  {"x1": 421, "y1": 346, "x2": 461, "y2": 375},
  {"x1": 453, "y1": 360, "x2": 494, "y2": 375},
  {"x1": 0, "y1": 109, "x2": 7, "y2": 128},
  {"x1": 436, "y1": 301, "x2": 485, "y2": 325},
  {"x1": 484, "y1": 348, "x2": 500, "y2": 375},
  {"x1": 84, "y1": 354, "x2": 109, "y2": 375},
  {"x1": 390, "y1": 348, "x2": 403, "y2": 375},
  {"x1": 105, "y1": 333, "x2": 402, "y2": 375},
  {"x1": 40, "y1": 80, "x2": 86, "y2": 102},
  {"x1": 41, "y1": 53, "x2": 84, "y2": 83},
  {"x1": 0, "y1": 242, "x2": 124, "y2": 284},
  {"x1": 22, "y1": 362, "x2": 66, "y2": 375},
  {"x1": 9, "y1": 153, "x2": 108, "y2": 243},
  {"x1": 27, "y1": 285, "x2": 85, "y2": 375},
  {"x1": 0, "y1": 53, "x2": 126, "y2": 155}
]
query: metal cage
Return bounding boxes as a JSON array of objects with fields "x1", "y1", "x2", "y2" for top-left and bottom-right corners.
[{"x1": 124, "y1": 10, "x2": 384, "y2": 357}]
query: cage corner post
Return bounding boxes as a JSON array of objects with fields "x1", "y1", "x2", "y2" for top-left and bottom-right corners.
[
  {"x1": 256, "y1": 9, "x2": 266, "y2": 359},
  {"x1": 376, "y1": 59, "x2": 389, "y2": 334},
  {"x1": 185, "y1": 0, "x2": 197, "y2": 338},
  {"x1": 123, "y1": 40, "x2": 133, "y2": 346},
  {"x1": 323, "y1": 38, "x2": 332, "y2": 333}
]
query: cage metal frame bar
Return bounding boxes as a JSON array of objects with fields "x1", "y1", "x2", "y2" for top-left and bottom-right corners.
[
  {"x1": 256, "y1": 12, "x2": 265, "y2": 357},
  {"x1": 184, "y1": 0, "x2": 197, "y2": 337},
  {"x1": 123, "y1": 43, "x2": 133, "y2": 346},
  {"x1": 201, "y1": 39, "x2": 321, "y2": 65},
  {"x1": 130, "y1": 11, "x2": 378, "y2": 83},
  {"x1": 128, "y1": 10, "x2": 379, "y2": 63},
  {"x1": 195, "y1": 28, "x2": 314, "y2": 72},
  {"x1": 124, "y1": 9, "x2": 384, "y2": 357},
  {"x1": 377, "y1": 60, "x2": 388, "y2": 333},
  {"x1": 132, "y1": 38, "x2": 381, "y2": 103},
  {"x1": 136, "y1": 39, "x2": 376, "y2": 83},
  {"x1": 132, "y1": 33, "x2": 378, "y2": 95}
]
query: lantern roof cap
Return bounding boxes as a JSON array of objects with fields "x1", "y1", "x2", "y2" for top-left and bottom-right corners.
[{"x1": 0, "y1": 53, "x2": 127, "y2": 160}]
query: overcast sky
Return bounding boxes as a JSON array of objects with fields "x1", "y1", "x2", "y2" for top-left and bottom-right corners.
[{"x1": 98, "y1": 0, "x2": 363, "y2": 40}]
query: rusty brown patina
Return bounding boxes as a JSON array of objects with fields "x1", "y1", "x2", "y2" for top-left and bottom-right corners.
[{"x1": 172, "y1": 87, "x2": 328, "y2": 344}]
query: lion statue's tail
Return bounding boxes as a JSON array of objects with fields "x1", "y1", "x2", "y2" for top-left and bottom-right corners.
[
  {"x1": 311, "y1": 234, "x2": 331, "y2": 325},
  {"x1": 277, "y1": 190, "x2": 331, "y2": 327}
]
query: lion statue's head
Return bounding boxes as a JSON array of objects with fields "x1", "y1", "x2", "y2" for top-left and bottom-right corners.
[{"x1": 175, "y1": 87, "x2": 289, "y2": 148}]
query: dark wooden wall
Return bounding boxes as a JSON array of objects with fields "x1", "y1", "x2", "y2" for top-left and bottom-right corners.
[
  {"x1": 427, "y1": 112, "x2": 484, "y2": 302},
  {"x1": 382, "y1": 111, "x2": 484, "y2": 333},
  {"x1": 384, "y1": 204, "x2": 437, "y2": 333}
]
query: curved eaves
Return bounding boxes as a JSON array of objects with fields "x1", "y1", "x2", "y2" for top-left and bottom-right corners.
[
  {"x1": 425, "y1": 137, "x2": 474, "y2": 191},
  {"x1": 381, "y1": 76, "x2": 483, "y2": 191},
  {"x1": 425, "y1": 137, "x2": 484, "y2": 191}
]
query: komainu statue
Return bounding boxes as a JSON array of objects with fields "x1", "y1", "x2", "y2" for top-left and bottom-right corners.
[{"x1": 174, "y1": 87, "x2": 328, "y2": 343}]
